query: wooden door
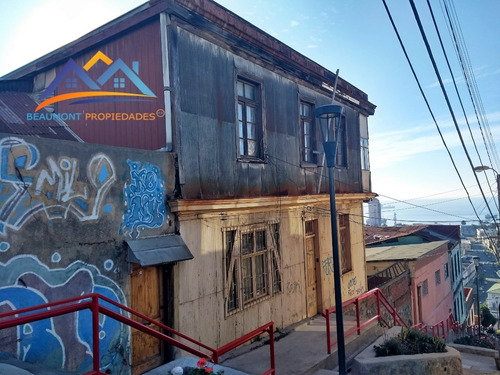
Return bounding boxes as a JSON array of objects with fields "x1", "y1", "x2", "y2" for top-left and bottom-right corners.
[
  {"x1": 130, "y1": 264, "x2": 163, "y2": 375},
  {"x1": 417, "y1": 285, "x2": 423, "y2": 324},
  {"x1": 306, "y1": 236, "x2": 318, "y2": 317}
]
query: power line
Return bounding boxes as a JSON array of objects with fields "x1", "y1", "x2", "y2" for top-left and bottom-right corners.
[
  {"x1": 381, "y1": 0, "x2": 498, "y2": 252},
  {"x1": 425, "y1": 0, "x2": 498, "y2": 211}
]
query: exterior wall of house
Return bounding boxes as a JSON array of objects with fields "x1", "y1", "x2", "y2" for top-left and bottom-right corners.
[
  {"x1": 171, "y1": 18, "x2": 368, "y2": 199},
  {"x1": 411, "y1": 245, "x2": 454, "y2": 326},
  {"x1": 0, "y1": 134, "x2": 175, "y2": 374},
  {"x1": 449, "y1": 243, "x2": 466, "y2": 323},
  {"x1": 169, "y1": 194, "x2": 368, "y2": 349}
]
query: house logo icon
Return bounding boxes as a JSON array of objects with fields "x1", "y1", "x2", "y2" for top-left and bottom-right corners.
[{"x1": 36, "y1": 51, "x2": 156, "y2": 112}]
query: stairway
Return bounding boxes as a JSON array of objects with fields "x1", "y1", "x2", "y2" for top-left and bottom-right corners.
[{"x1": 216, "y1": 313, "x2": 385, "y2": 375}]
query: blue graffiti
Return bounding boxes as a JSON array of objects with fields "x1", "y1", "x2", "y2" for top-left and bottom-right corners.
[
  {"x1": 0, "y1": 137, "x2": 116, "y2": 235},
  {"x1": 123, "y1": 160, "x2": 166, "y2": 238},
  {"x1": 0, "y1": 256, "x2": 129, "y2": 374},
  {"x1": 0, "y1": 287, "x2": 63, "y2": 367}
]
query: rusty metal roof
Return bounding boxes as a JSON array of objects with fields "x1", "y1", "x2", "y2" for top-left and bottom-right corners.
[
  {"x1": 365, "y1": 225, "x2": 429, "y2": 245},
  {"x1": 126, "y1": 234, "x2": 194, "y2": 266},
  {"x1": 366, "y1": 240, "x2": 449, "y2": 262},
  {"x1": 365, "y1": 224, "x2": 460, "y2": 246},
  {"x1": 0, "y1": 92, "x2": 82, "y2": 141}
]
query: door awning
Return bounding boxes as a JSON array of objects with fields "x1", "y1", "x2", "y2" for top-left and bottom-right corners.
[{"x1": 126, "y1": 234, "x2": 193, "y2": 266}]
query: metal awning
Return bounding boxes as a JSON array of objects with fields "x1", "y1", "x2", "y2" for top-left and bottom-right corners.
[{"x1": 126, "y1": 234, "x2": 193, "y2": 266}]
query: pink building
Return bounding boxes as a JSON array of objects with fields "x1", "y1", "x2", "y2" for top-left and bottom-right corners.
[{"x1": 366, "y1": 240, "x2": 454, "y2": 326}]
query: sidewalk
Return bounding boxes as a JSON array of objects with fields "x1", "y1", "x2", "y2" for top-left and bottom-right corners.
[{"x1": 461, "y1": 351, "x2": 499, "y2": 374}]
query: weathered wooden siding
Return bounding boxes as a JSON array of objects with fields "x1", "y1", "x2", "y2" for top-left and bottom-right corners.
[{"x1": 173, "y1": 25, "x2": 365, "y2": 200}]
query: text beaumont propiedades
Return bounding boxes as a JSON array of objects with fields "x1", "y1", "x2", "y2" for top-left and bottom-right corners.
[{"x1": 26, "y1": 112, "x2": 161, "y2": 121}]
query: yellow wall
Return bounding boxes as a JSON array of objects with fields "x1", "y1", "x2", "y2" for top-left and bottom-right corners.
[{"x1": 170, "y1": 194, "x2": 372, "y2": 349}]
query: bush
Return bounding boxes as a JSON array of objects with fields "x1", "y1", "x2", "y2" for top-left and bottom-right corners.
[
  {"x1": 373, "y1": 328, "x2": 446, "y2": 357},
  {"x1": 481, "y1": 304, "x2": 498, "y2": 327},
  {"x1": 454, "y1": 335, "x2": 496, "y2": 349}
]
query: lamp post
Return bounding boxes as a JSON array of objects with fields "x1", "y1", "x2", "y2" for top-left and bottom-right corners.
[
  {"x1": 473, "y1": 256, "x2": 481, "y2": 337},
  {"x1": 473, "y1": 165, "x2": 500, "y2": 261},
  {"x1": 315, "y1": 104, "x2": 346, "y2": 375}
]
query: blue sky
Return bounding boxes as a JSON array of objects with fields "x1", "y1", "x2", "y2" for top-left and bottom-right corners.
[{"x1": 1, "y1": 0, "x2": 500, "y2": 220}]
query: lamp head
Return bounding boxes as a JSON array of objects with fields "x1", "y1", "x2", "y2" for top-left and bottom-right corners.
[
  {"x1": 315, "y1": 104, "x2": 344, "y2": 167},
  {"x1": 473, "y1": 166, "x2": 491, "y2": 173}
]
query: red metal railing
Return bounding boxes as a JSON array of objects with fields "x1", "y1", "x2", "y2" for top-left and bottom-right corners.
[
  {"x1": 0, "y1": 293, "x2": 275, "y2": 375},
  {"x1": 412, "y1": 312, "x2": 462, "y2": 339},
  {"x1": 322, "y1": 288, "x2": 408, "y2": 354}
]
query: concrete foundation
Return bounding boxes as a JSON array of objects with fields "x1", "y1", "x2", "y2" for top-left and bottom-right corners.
[{"x1": 351, "y1": 327, "x2": 463, "y2": 375}]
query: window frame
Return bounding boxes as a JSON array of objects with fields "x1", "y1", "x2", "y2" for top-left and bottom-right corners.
[
  {"x1": 435, "y1": 269, "x2": 441, "y2": 286},
  {"x1": 359, "y1": 114, "x2": 370, "y2": 171},
  {"x1": 422, "y1": 279, "x2": 429, "y2": 297},
  {"x1": 236, "y1": 75, "x2": 265, "y2": 161},
  {"x1": 335, "y1": 115, "x2": 347, "y2": 168},
  {"x1": 299, "y1": 99, "x2": 317, "y2": 166},
  {"x1": 223, "y1": 222, "x2": 281, "y2": 316}
]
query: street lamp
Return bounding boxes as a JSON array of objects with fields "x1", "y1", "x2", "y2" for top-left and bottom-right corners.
[
  {"x1": 315, "y1": 104, "x2": 346, "y2": 375},
  {"x1": 473, "y1": 165, "x2": 500, "y2": 261},
  {"x1": 473, "y1": 256, "x2": 481, "y2": 337}
]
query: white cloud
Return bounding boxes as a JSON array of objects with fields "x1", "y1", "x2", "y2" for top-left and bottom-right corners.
[{"x1": 290, "y1": 20, "x2": 299, "y2": 27}]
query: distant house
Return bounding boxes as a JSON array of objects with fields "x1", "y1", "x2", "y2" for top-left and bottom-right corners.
[
  {"x1": 487, "y1": 283, "x2": 500, "y2": 322},
  {"x1": 365, "y1": 225, "x2": 466, "y2": 323},
  {"x1": 366, "y1": 240, "x2": 454, "y2": 326}
]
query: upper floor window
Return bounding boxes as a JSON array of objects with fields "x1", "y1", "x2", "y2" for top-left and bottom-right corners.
[
  {"x1": 237, "y1": 78, "x2": 262, "y2": 159},
  {"x1": 361, "y1": 138, "x2": 369, "y2": 170},
  {"x1": 360, "y1": 114, "x2": 370, "y2": 170},
  {"x1": 422, "y1": 279, "x2": 429, "y2": 296},
  {"x1": 300, "y1": 101, "x2": 316, "y2": 164},
  {"x1": 336, "y1": 116, "x2": 347, "y2": 168},
  {"x1": 435, "y1": 270, "x2": 441, "y2": 285}
]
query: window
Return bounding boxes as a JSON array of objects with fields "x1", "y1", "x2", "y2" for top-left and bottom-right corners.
[
  {"x1": 422, "y1": 279, "x2": 428, "y2": 296},
  {"x1": 224, "y1": 223, "x2": 281, "y2": 314},
  {"x1": 339, "y1": 214, "x2": 352, "y2": 273},
  {"x1": 66, "y1": 78, "x2": 77, "y2": 88},
  {"x1": 360, "y1": 114, "x2": 370, "y2": 170},
  {"x1": 444, "y1": 263, "x2": 449, "y2": 279},
  {"x1": 300, "y1": 101, "x2": 316, "y2": 164},
  {"x1": 361, "y1": 137, "x2": 369, "y2": 170},
  {"x1": 335, "y1": 116, "x2": 347, "y2": 168},
  {"x1": 114, "y1": 77, "x2": 125, "y2": 89},
  {"x1": 237, "y1": 78, "x2": 262, "y2": 159},
  {"x1": 435, "y1": 270, "x2": 441, "y2": 285}
]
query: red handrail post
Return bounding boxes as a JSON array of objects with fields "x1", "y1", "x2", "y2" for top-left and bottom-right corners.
[
  {"x1": 268, "y1": 323, "x2": 275, "y2": 374},
  {"x1": 325, "y1": 309, "x2": 332, "y2": 354},
  {"x1": 355, "y1": 299, "x2": 361, "y2": 335},
  {"x1": 376, "y1": 290, "x2": 381, "y2": 324},
  {"x1": 92, "y1": 295, "x2": 100, "y2": 373}
]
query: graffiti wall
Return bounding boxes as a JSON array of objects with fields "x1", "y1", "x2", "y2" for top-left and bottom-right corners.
[{"x1": 0, "y1": 134, "x2": 175, "y2": 374}]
